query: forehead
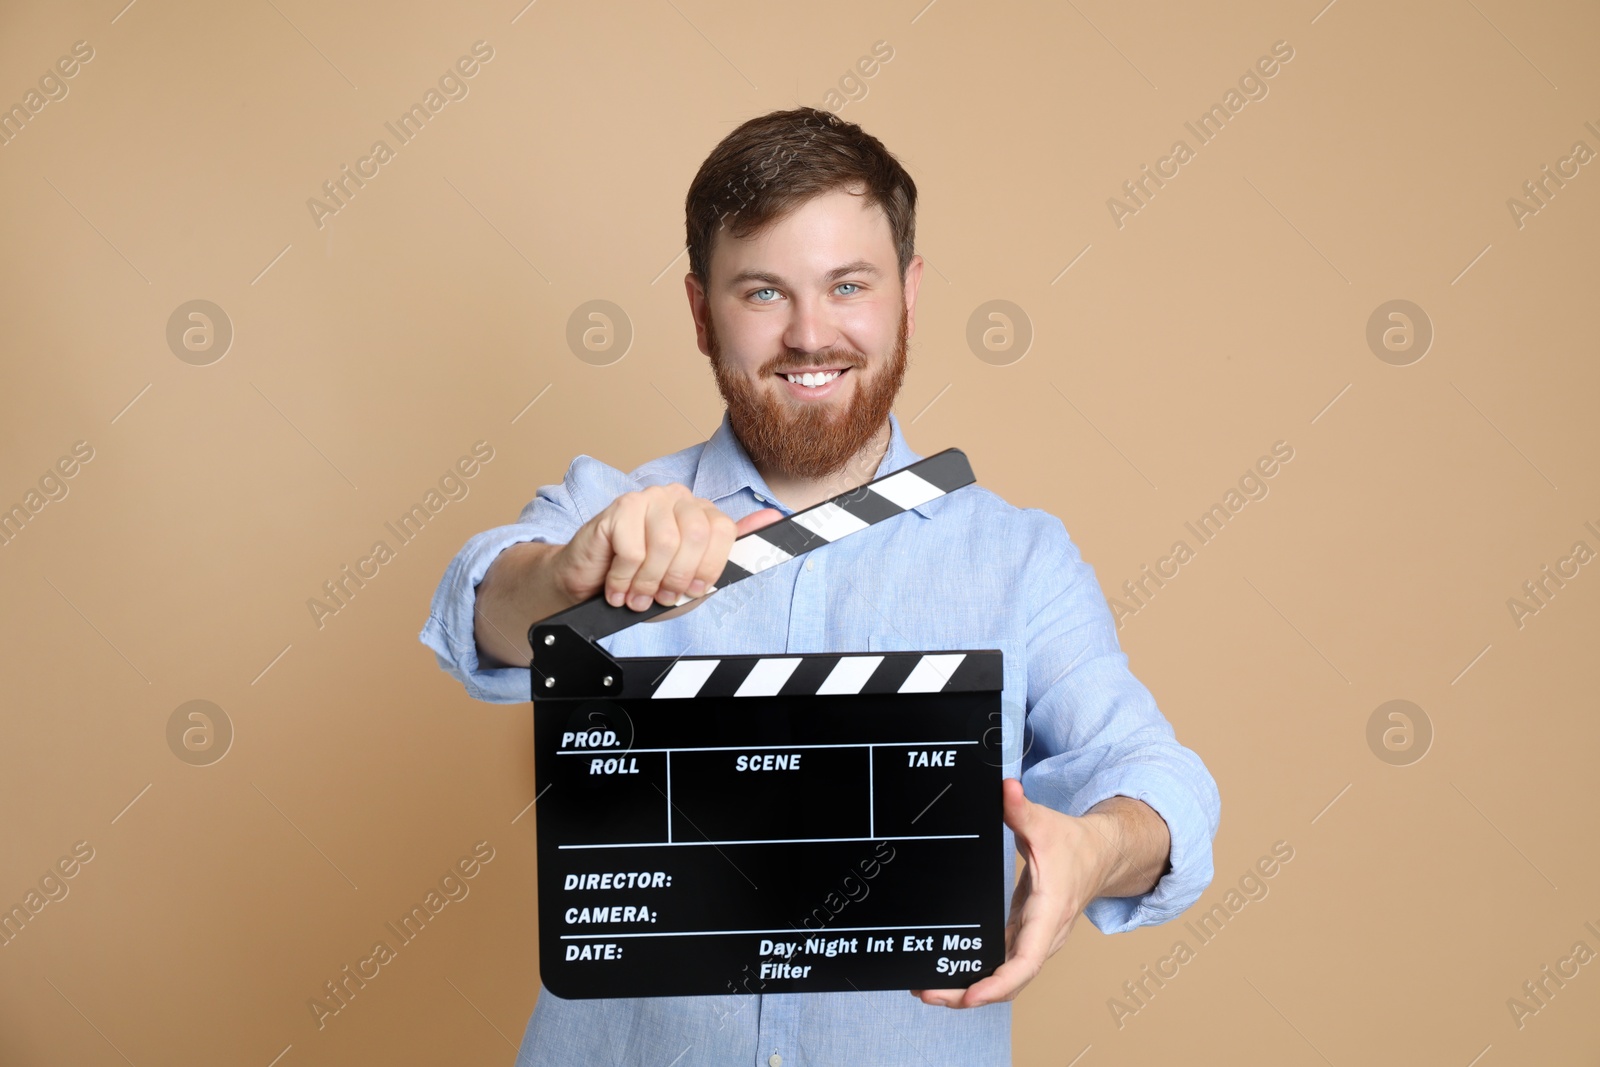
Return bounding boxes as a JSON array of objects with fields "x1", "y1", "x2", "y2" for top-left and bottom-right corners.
[{"x1": 710, "y1": 188, "x2": 895, "y2": 281}]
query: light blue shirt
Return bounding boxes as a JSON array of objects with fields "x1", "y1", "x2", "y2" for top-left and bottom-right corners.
[{"x1": 420, "y1": 412, "x2": 1220, "y2": 1066}]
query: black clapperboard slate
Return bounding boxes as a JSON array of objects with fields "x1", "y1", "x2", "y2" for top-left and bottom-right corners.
[{"x1": 528, "y1": 449, "x2": 1004, "y2": 999}]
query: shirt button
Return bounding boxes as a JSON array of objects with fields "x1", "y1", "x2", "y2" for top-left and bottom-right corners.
[
  {"x1": 805, "y1": 558, "x2": 814, "y2": 572},
  {"x1": 768, "y1": 1056, "x2": 783, "y2": 1067}
]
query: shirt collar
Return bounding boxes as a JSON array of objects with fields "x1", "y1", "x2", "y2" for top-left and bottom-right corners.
[{"x1": 692, "y1": 411, "x2": 935, "y2": 517}]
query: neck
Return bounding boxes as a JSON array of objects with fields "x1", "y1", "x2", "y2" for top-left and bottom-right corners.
[{"x1": 755, "y1": 420, "x2": 893, "y2": 513}]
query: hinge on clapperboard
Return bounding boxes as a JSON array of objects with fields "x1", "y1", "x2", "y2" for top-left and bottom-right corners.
[{"x1": 526, "y1": 448, "x2": 977, "y2": 699}]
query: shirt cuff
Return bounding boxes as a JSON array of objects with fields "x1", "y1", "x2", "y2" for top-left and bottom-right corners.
[
  {"x1": 1026, "y1": 762, "x2": 1219, "y2": 935},
  {"x1": 417, "y1": 524, "x2": 561, "y2": 705}
]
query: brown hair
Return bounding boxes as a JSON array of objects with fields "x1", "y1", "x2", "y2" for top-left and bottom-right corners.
[{"x1": 684, "y1": 107, "x2": 918, "y2": 283}]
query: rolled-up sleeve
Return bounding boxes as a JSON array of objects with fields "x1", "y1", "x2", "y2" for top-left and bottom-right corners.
[
  {"x1": 1017, "y1": 520, "x2": 1220, "y2": 934},
  {"x1": 418, "y1": 456, "x2": 637, "y2": 704}
]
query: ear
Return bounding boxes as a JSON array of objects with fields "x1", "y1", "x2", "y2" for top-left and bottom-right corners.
[
  {"x1": 901, "y1": 254, "x2": 925, "y2": 341},
  {"x1": 684, "y1": 272, "x2": 713, "y2": 358}
]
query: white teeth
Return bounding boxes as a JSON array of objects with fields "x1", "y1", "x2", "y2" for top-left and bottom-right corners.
[{"x1": 785, "y1": 370, "x2": 841, "y2": 387}]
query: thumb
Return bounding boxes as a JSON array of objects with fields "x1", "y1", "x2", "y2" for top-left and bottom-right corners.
[
  {"x1": 1001, "y1": 778, "x2": 1035, "y2": 842},
  {"x1": 557, "y1": 511, "x2": 611, "y2": 574},
  {"x1": 735, "y1": 507, "x2": 783, "y2": 536}
]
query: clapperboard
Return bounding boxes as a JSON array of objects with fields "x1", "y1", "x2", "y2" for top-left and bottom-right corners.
[{"x1": 528, "y1": 449, "x2": 1005, "y2": 999}]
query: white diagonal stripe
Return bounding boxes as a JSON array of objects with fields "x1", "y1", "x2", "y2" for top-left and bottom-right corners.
[
  {"x1": 792, "y1": 501, "x2": 870, "y2": 542},
  {"x1": 817, "y1": 655, "x2": 884, "y2": 695},
  {"x1": 899, "y1": 654, "x2": 966, "y2": 693},
  {"x1": 727, "y1": 534, "x2": 793, "y2": 574},
  {"x1": 869, "y1": 470, "x2": 943, "y2": 510},
  {"x1": 653, "y1": 659, "x2": 720, "y2": 698},
  {"x1": 734, "y1": 658, "x2": 802, "y2": 697}
]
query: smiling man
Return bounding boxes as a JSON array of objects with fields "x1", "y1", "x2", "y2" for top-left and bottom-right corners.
[{"x1": 421, "y1": 107, "x2": 1220, "y2": 1067}]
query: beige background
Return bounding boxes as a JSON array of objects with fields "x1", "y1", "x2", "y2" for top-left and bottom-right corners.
[{"x1": 1, "y1": 0, "x2": 1596, "y2": 1063}]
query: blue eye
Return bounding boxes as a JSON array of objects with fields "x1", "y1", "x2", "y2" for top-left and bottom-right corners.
[
  {"x1": 836, "y1": 283, "x2": 860, "y2": 295},
  {"x1": 752, "y1": 288, "x2": 779, "y2": 302}
]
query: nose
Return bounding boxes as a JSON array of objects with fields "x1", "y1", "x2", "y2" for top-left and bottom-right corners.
[{"x1": 781, "y1": 294, "x2": 838, "y2": 357}]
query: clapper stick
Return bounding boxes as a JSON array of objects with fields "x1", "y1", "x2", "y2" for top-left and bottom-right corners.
[{"x1": 526, "y1": 448, "x2": 975, "y2": 699}]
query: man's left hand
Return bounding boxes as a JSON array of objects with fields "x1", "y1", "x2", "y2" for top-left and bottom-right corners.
[{"x1": 910, "y1": 779, "x2": 1169, "y2": 1009}]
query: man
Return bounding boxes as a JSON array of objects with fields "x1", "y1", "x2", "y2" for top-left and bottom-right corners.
[{"x1": 420, "y1": 107, "x2": 1219, "y2": 1066}]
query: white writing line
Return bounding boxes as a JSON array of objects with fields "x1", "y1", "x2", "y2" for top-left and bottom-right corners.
[
  {"x1": 558, "y1": 740, "x2": 977, "y2": 755},
  {"x1": 561, "y1": 922, "x2": 980, "y2": 940},
  {"x1": 868, "y1": 748, "x2": 874, "y2": 838},
  {"x1": 559, "y1": 833, "x2": 977, "y2": 851}
]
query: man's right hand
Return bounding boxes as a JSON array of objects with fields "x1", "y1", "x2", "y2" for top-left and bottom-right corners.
[
  {"x1": 473, "y1": 486, "x2": 781, "y2": 669},
  {"x1": 556, "y1": 484, "x2": 781, "y2": 612}
]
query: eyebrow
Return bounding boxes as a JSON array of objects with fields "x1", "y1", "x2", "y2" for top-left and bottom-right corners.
[{"x1": 724, "y1": 260, "x2": 883, "y2": 290}]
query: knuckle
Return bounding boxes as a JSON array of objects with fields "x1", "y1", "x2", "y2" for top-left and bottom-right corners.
[{"x1": 677, "y1": 518, "x2": 709, "y2": 546}]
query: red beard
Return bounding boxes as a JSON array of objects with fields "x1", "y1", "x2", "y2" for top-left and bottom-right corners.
[{"x1": 707, "y1": 307, "x2": 909, "y2": 480}]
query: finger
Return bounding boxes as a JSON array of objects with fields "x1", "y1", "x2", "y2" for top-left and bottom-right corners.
[
  {"x1": 915, "y1": 959, "x2": 1037, "y2": 1008},
  {"x1": 727, "y1": 507, "x2": 788, "y2": 575},
  {"x1": 601, "y1": 496, "x2": 649, "y2": 607},
  {"x1": 625, "y1": 491, "x2": 683, "y2": 610},
  {"x1": 974, "y1": 872, "x2": 1063, "y2": 1007},
  {"x1": 954, "y1": 872, "x2": 1060, "y2": 1008},
  {"x1": 656, "y1": 497, "x2": 711, "y2": 605},
  {"x1": 689, "y1": 507, "x2": 737, "y2": 596},
  {"x1": 953, "y1": 954, "x2": 1039, "y2": 1007},
  {"x1": 914, "y1": 880, "x2": 1040, "y2": 1010},
  {"x1": 914, "y1": 954, "x2": 1040, "y2": 1010},
  {"x1": 735, "y1": 507, "x2": 782, "y2": 536}
]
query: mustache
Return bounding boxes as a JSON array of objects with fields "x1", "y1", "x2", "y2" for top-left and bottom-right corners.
[{"x1": 760, "y1": 349, "x2": 869, "y2": 375}]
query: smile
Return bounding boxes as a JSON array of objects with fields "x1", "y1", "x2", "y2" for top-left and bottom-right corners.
[
  {"x1": 783, "y1": 369, "x2": 844, "y2": 387},
  {"x1": 774, "y1": 367, "x2": 852, "y2": 397}
]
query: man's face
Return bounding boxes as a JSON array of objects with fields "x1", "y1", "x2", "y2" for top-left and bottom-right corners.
[{"x1": 687, "y1": 187, "x2": 923, "y2": 479}]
